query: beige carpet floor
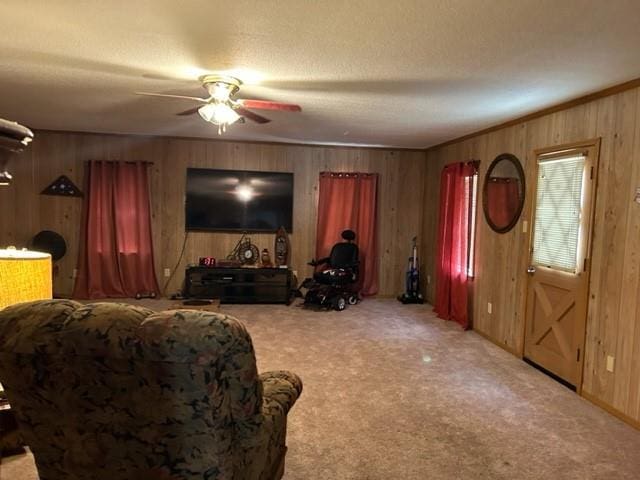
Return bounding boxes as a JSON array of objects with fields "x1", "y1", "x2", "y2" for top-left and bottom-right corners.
[{"x1": 2, "y1": 298, "x2": 640, "y2": 479}]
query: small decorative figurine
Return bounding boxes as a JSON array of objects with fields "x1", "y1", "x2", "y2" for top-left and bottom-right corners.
[{"x1": 261, "y1": 248, "x2": 273, "y2": 267}]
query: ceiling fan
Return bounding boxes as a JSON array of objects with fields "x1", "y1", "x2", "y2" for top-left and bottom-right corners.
[{"x1": 136, "y1": 74, "x2": 302, "y2": 134}]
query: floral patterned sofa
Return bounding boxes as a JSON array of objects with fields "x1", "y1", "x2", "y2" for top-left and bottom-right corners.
[{"x1": 0, "y1": 300, "x2": 302, "y2": 480}]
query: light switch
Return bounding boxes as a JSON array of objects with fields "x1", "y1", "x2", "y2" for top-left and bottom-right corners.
[
  {"x1": 487, "y1": 302, "x2": 492, "y2": 314},
  {"x1": 522, "y1": 220, "x2": 528, "y2": 233},
  {"x1": 606, "y1": 355, "x2": 615, "y2": 372}
]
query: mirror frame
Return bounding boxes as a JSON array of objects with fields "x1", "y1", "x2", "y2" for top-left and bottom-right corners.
[{"x1": 482, "y1": 153, "x2": 526, "y2": 234}]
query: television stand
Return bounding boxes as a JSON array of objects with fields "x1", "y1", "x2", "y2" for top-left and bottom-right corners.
[{"x1": 183, "y1": 266, "x2": 292, "y2": 304}]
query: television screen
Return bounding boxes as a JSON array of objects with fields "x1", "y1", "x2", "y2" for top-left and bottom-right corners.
[{"x1": 185, "y1": 168, "x2": 293, "y2": 232}]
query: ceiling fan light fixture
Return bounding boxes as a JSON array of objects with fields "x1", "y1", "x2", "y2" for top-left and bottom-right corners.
[
  {"x1": 138, "y1": 73, "x2": 298, "y2": 132},
  {"x1": 213, "y1": 104, "x2": 241, "y2": 125},
  {"x1": 198, "y1": 103, "x2": 241, "y2": 134},
  {"x1": 0, "y1": 170, "x2": 13, "y2": 186},
  {"x1": 197, "y1": 103, "x2": 215, "y2": 122},
  {"x1": 210, "y1": 83, "x2": 233, "y2": 102},
  {"x1": 201, "y1": 75, "x2": 242, "y2": 101}
]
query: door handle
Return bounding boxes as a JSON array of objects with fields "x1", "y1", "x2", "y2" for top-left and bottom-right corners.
[{"x1": 527, "y1": 265, "x2": 536, "y2": 275}]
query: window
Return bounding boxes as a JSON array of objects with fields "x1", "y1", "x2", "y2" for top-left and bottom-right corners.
[
  {"x1": 466, "y1": 172, "x2": 479, "y2": 277},
  {"x1": 434, "y1": 161, "x2": 478, "y2": 329},
  {"x1": 532, "y1": 152, "x2": 586, "y2": 272}
]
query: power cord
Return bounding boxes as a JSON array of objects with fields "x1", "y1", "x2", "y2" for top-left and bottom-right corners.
[{"x1": 162, "y1": 231, "x2": 189, "y2": 297}]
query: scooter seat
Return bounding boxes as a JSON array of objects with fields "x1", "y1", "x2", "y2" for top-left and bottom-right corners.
[{"x1": 313, "y1": 268, "x2": 355, "y2": 285}]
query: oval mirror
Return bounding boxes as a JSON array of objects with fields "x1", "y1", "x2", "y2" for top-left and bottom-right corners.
[{"x1": 483, "y1": 153, "x2": 525, "y2": 233}]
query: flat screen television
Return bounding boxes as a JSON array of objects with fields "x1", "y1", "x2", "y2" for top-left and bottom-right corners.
[{"x1": 185, "y1": 168, "x2": 293, "y2": 232}]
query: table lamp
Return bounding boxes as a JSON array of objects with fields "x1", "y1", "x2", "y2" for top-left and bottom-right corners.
[{"x1": 0, "y1": 247, "x2": 52, "y2": 310}]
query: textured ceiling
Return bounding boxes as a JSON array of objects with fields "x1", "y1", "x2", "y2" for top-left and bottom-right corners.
[{"x1": 1, "y1": 0, "x2": 639, "y2": 148}]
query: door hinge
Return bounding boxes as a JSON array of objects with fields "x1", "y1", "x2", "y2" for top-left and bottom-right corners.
[
  {"x1": 584, "y1": 257, "x2": 588, "y2": 271},
  {"x1": 577, "y1": 348, "x2": 581, "y2": 362},
  {"x1": 590, "y1": 166, "x2": 594, "y2": 179}
]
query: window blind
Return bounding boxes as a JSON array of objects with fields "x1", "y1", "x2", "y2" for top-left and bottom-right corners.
[{"x1": 532, "y1": 153, "x2": 585, "y2": 272}]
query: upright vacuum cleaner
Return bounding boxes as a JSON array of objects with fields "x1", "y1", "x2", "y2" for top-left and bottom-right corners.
[{"x1": 398, "y1": 236, "x2": 424, "y2": 304}]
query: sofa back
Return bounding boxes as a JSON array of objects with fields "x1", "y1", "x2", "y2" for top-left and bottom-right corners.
[{"x1": 0, "y1": 300, "x2": 263, "y2": 479}]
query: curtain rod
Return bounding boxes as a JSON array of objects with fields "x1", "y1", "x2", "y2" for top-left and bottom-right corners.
[
  {"x1": 83, "y1": 160, "x2": 154, "y2": 165},
  {"x1": 319, "y1": 171, "x2": 378, "y2": 177}
]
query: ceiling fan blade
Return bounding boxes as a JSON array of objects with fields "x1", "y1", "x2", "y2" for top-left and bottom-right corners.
[
  {"x1": 237, "y1": 99, "x2": 301, "y2": 112},
  {"x1": 176, "y1": 106, "x2": 201, "y2": 116},
  {"x1": 235, "y1": 107, "x2": 271, "y2": 124},
  {"x1": 135, "y1": 92, "x2": 208, "y2": 102}
]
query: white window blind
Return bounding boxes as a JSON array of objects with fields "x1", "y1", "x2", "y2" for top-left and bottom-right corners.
[{"x1": 532, "y1": 153, "x2": 586, "y2": 272}]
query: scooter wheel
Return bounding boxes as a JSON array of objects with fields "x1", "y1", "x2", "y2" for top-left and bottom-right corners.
[
  {"x1": 333, "y1": 296, "x2": 346, "y2": 311},
  {"x1": 347, "y1": 295, "x2": 358, "y2": 305}
]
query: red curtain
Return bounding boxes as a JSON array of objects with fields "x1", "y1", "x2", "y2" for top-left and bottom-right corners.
[
  {"x1": 74, "y1": 161, "x2": 160, "y2": 299},
  {"x1": 486, "y1": 178, "x2": 520, "y2": 228},
  {"x1": 316, "y1": 172, "x2": 378, "y2": 296},
  {"x1": 434, "y1": 162, "x2": 478, "y2": 329}
]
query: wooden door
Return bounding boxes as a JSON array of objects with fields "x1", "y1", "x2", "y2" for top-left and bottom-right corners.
[{"x1": 524, "y1": 140, "x2": 600, "y2": 388}]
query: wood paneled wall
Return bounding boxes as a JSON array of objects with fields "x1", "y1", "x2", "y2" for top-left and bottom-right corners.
[
  {"x1": 0, "y1": 131, "x2": 425, "y2": 298},
  {"x1": 421, "y1": 86, "x2": 640, "y2": 425}
]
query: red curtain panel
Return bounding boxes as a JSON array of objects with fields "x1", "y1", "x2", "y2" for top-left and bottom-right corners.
[
  {"x1": 73, "y1": 161, "x2": 160, "y2": 299},
  {"x1": 487, "y1": 178, "x2": 520, "y2": 228},
  {"x1": 316, "y1": 172, "x2": 378, "y2": 296},
  {"x1": 434, "y1": 162, "x2": 478, "y2": 329}
]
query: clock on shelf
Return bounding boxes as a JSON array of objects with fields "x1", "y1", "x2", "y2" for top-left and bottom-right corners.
[
  {"x1": 238, "y1": 240, "x2": 259, "y2": 265},
  {"x1": 227, "y1": 234, "x2": 260, "y2": 266},
  {"x1": 199, "y1": 257, "x2": 216, "y2": 267}
]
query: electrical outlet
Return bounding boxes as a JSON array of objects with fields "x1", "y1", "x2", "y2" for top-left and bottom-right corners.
[
  {"x1": 426, "y1": 275, "x2": 431, "y2": 285},
  {"x1": 522, "y1": 220, "x2": 528, "y2": 233},
  {"x1": 487, "y1": 302, "x2": 492, "y2": 314},
  {"x1": 606, "y1": 355, "x2": 615, "y2": 372},
  {"x1": 292, "y1": 270, "x2": 298, "y2": 278},
  {"x1": 164, "y1": 268, "x2": 171, "y2": 278}
]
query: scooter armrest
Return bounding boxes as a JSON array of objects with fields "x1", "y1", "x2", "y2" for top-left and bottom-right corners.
[{"x1": 309, "y1": 257, "x2": 330, "y2": 267}]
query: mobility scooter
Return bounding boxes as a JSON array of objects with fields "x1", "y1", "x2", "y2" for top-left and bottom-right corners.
[{"x1": 301, "y1": 229, "x2": 360, "y2": 311}]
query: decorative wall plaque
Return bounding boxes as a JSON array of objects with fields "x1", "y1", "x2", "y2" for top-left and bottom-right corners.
[{"x1": 41, "y1": 175, "x2": 83, "y2": 197}]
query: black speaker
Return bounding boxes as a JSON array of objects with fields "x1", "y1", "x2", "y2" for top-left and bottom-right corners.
[{"x1": 31, "y1": 230, "x2": 67, "y2": 261}]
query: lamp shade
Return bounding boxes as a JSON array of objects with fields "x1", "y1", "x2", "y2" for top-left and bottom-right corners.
[{"x1": 0, "y1": 248, "x2": 52, "y2": 309}]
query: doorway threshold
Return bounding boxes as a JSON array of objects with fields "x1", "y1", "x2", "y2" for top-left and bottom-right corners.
[{"x1": 523, "y1": 357, "x2": 576, "y2": 392}]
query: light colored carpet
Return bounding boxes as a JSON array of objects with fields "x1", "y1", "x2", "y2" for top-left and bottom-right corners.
[{"x1": 2, "y1": 298, "x2": 640, "y2": 479}]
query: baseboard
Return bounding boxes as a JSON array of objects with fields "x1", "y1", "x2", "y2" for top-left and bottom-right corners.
[
  {"x1": 472, "y1": 328, "x2": 520, "y2": 357},
  {"x1": 471, "y1": 329, "x2": 640, "y2": 432},
  {"x1": 581, "y1": 391, "x2": 640, "y2": 431}
]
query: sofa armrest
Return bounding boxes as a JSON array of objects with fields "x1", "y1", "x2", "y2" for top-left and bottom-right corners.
[{"x1": 260, "y1": 371, "x2": 303, "y2": 416}]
